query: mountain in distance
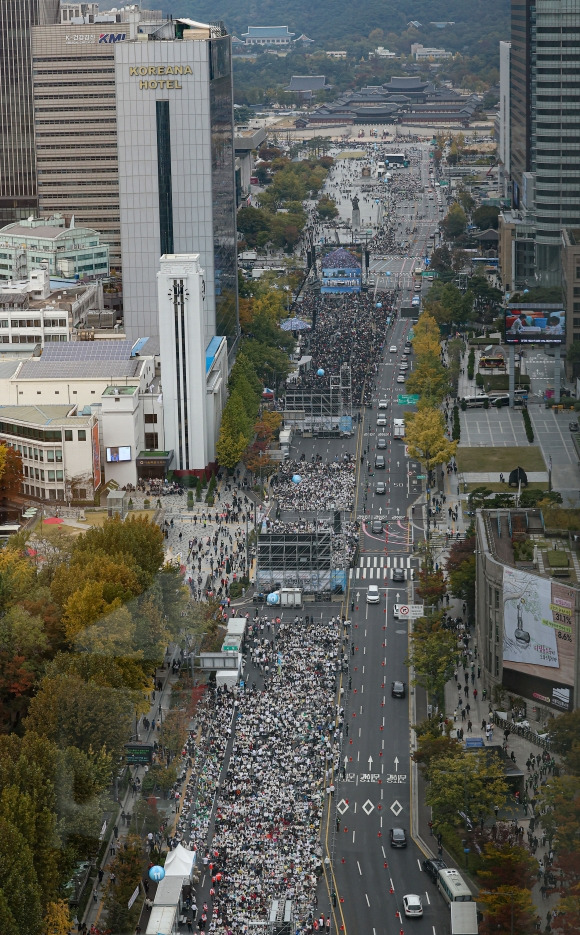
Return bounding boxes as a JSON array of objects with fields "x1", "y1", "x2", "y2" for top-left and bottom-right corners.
[{"x1": 141, "y1": 0, "x2": 509, "y2": 49}]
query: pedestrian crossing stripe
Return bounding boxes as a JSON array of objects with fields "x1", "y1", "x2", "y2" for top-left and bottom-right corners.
[{"x1": 358, "y1": 556, "x2": 415, "y2": 568}]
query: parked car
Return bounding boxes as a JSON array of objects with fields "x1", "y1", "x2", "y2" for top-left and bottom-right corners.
[{"x1": 423, "y1": 857, "x2": 447, "y2": 882}]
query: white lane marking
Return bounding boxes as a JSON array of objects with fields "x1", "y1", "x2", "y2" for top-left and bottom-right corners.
[
  {"x1": 416, "y1": 859, "x2": 422, "y2": 871},
  {"x1": 365, "y1": 893, "x2": 370, "y2": 908},
  {"x1": 353, "y1": 829, "x2": 356, "y2": 844},
  {"x1": 425, "y1": 892, "x2": 430, "y2": 905},
  {"x1": 382, "y1": 846, "x2": 386, "y2": 858},
  {"x1": 357, "y1": 860, "x2": 362, "y2": 876}
]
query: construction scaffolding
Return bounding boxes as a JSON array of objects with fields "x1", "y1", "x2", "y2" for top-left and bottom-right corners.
[
  {"x1": 256, "y1": 531, "x2": 332, "y2": 593},
  {"x1": 283, "y1": 364, "x2": 353, "y2": 436},
  {"x1": 248, "y1": 900, "x2": 294, "y2": 935}
]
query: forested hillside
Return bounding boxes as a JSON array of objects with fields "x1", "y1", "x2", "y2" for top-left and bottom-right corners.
[{"x1": 141, "y1": 0, "x2": 509, "y2": 54}]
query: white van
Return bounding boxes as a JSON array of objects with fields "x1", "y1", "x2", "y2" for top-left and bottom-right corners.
[
  {"x1": 367, "y1": 585, "x2": 380, "y2": 604},
  {"x1": 463, "y1": 396, "x2": 489, "y2": 408}
]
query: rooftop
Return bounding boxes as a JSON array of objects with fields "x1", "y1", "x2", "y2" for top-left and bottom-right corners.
[
  {"x1": 286, "y1": 76, "x2": 329, "y2": 92},
  {"x1": 0, "y1": 404, "x2": 92, "y2": 426},
  {"x1": 242, "y1": 26, "x2": 295, "y2": 38},
  {"x1": 102, "y1": 385, "x2": 138, "y2": 396},
  {"x1": 0, "y1": 222, "x2": 100, "y2": 242}
]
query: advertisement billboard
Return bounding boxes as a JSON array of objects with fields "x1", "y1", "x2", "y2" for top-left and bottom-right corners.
[
  {"x1": 106, "y1": 446, "x2": 131, "y2": 462},
  {"x1": 505, "y1": 307, "x2": 565, "y2": 344},
  {"x1": 502, "y1": 567, "x2": 575, "y2": 712}
]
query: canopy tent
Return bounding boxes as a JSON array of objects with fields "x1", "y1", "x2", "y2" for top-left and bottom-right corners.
[
  {"x1": 280, "y1": 317, "x2": 311, "y2": 332},
  {"x1": 163, "y1": 843, "x2": 196, "y2": 879}
]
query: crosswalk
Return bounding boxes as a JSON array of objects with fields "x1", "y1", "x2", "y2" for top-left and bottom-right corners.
[{"x1": 349, "y1": 555, "x2": 419, "y2": 580}]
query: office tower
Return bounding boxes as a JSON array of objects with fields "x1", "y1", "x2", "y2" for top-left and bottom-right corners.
[
  {"x1": 498, "y1": 41, "x2": 511, "y2": 198},
  {"x1": 0, "y1": 0, "x2": 60, "y2": 224},
  {"x1": 157, "y1": 254, "x2": 228, "y2": 474},
  {"x1": 508, "y1": 0, "x2": 580, "y2": 286},
  {"x1": 31, "y1": 10, "x2": 168, "y2": 275},
  {"x1": 116, "y1": 21, "x2": 239, "y2": 348}
]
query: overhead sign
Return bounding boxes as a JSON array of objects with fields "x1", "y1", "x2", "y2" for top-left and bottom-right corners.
[
  {"x1": 124, "y1": 743, "x2": 153, "y2": 765},
  {"x1": 397, "y1": 394, "x2": 420, "y2": 405},
  {"x1": 408, "y1": 604, "x2": 425, "y2": 618}
]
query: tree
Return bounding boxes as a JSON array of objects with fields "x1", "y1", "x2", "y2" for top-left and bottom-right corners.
[
  {"x1": 407, "y1": 622, "x2": 456, "y2": 707},
  {"x1": 426, "y1": 748, "x2": 509, "y2": 828},
  {"x1": 73, "y1": 517, "x2": 164, "y2": 587},
  {"x1": 478, "y1": 886, "x2": 537, "y2": 935},
  {"x1": 405, "y1": 407, "x2": 457, "y2": 470},
  {"x1": 429, "y1": 244, "x2": 453, "y2": 273},
  {"x1": 51, "y1": 552, "x2": 141, "y2": 609},
  {"x1": 104, "y1": 835, "x2": 144, "y2": 933},
  {"x1": 0, "y1": 444, "x2": 22, "y2": 500},
  {"x1": 317, "y1": 195, "x2": 338, "y2": 219},
  {"x1": 478, "y1": 841, "x2": 538, "y2": 890},
  {"x1": 412, "y1": 719, "x2": 461, "y2": 780},
  {"x1": 424, "y1": 281, "x2": 473, "y2": 327},
  {"x1": 416, "y1": 566, "x2": 447, "y2": 605},
  {"x1": 473, "y1": 204, "x2": 500, "y2": 230},
  {"x1": 405, "y1": 359, "x2": 449, "y2": 406},
  {"x1": 43, "y1": 900, "x2": 73, "y2": 935},
  {"x1": 0, "y1": 817, "x2": 43, "y2": 935},
  {"x1": 0, "y1": 549, "x2": 36, "y2": 613},
  {"x1": 446, "y1": 535, "x2": 476, "y2": 620},
  {"x1": 24, "y1": 673, "x2": 134, "y2": 760},
  {"x1": 442, "y1": 202, "x2": 467, "y2": 239}
]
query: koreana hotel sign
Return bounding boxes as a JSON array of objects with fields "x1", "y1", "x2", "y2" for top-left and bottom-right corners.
[{"x1": 129, "y1": 64, "x2": 193, "y2": 90}]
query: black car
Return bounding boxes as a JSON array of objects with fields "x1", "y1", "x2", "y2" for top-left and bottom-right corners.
[
  {"x1": 392, "y1": 568, "x2": 405, "y2": 582},
  {"x1": 391, "y1": 680, "x2": 406, "y2": 698},
  {"x1": 377, "y1": 436, "x2": 387, "y2": 449},
  {"x1": 390, "y1": 827, "x2": 407, "y2": 848},
  {"x1": 422, "y1": 857, "x2": 447, "y2": 882},
  {"x1": 371, "y1": 520, "x2": 383, "y2": 534}
]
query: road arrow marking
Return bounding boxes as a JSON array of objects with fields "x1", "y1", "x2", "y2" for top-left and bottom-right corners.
[{"x1": 394, "y1": 756, "x2": 399, "y2": 772}]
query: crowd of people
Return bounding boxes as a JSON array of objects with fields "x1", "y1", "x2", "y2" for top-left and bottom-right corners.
[{"x1": 271, "y1": 455, "x2": 357, "y2": 513}]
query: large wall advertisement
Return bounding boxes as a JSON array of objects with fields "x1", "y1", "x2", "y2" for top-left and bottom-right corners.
[
  {"x1": 505, "y1": 308, "x2": 565, "y2": 344},
  {"x1": 502, "y1": 567, "x2": 575, "y2": 712}
]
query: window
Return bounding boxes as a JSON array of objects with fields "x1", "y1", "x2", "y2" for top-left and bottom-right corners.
[
  {"x1": 55, "y1": 450, "x2": 62, "y2": 462},
  {"x1": 56, "y1": 470, "x2": 63, "y2": 481},
  {"x1": 64, "y1": 430, "x2": 73, "y2": 441},
  {"x1": 144, "y1": 413, "x2": 158, "y2": 423},
  {"x1": 48, "y1": 470, "x2": 55, "y2": 482},
  {"x1": 46, "y1": 450, "x2": 54, "y2": 462},
  {"x1": 78, "y1": 430, "x2": 86, "y2": 441},
  {"x1": 145, "y1": 432, "x2": 159, "y2": 449},
  {"x1": 495, "y1": 655, "x2": 500, "y2": 678},
  {"x1": 495, "y1": 589, "x2": 500, "y2": 610}
]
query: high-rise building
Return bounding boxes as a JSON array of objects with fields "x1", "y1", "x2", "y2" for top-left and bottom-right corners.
[
  {"x1": 31, "y1": 9, "x2": 169, "y2": 274},
  {"x1": 157, "y1": 254, "x2": 228, "y2": 475},
  {"x1": 116, "y1": 21, "x2": 239, "y2": 349},
  {"x1": 498, "y1": 41, "x2": 511, "y2": 197},
  {"x1": 0, "y1": 0, "x2": 60, "y2": 225},
  {"x1": 505, "y1": 0, "x2": 580, "y2": 288}
]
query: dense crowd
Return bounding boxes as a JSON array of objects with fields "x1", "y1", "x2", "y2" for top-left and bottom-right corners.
[{"x1": 271, "y1": 455, "x2": 357, "y2": 513}]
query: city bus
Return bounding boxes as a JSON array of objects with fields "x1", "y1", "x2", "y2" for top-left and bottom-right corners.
[
  {"x1": 479, "y1": 355, "x2": 506, "y2": 370},
  {"x1": 437, "y1": 868, "x2": 474, "y2": 905}
]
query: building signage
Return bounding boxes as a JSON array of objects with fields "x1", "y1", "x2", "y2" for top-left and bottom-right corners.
[
  {"x1": 65, "y1": 34, "x2": 96, "y2": 43},
  {"x1": 99, "y1": 33, "x2": 127, "y2": 43},
  {"x1": 129, "y1": 64, "x2": 192, "y2": 90},
  {"x1": 124, "y1": 743, "x2": 153, "y2": 764}
]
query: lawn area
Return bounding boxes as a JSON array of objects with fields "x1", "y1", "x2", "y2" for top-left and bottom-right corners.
[{"x1": 456, "y1": 446, "x2": 546, "y2": 473}]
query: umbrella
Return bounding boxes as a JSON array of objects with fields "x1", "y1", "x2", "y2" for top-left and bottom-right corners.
[{"x1": 280, "y1": 317, "x2": 311, "y2": 332}]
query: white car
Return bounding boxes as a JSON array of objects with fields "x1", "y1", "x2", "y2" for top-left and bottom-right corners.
[
  {"x1": 377, "y1": 415, "x2": 387, "y2": 427},
  {"x1": 389, "y1": 345, "x2": 397, "y2": 353},
  {"x1": 403, "y1": 895, "x2": 423, "y2": 918},
  {"x1": 378, "y1": 399, "x2": 389, "y2": 409},
  {"x1": 366, "y1": 585, "x2": 380, "y2": 604},
  {"x1": 397, "y1": 374, "x2": 406, "y2": 383}
]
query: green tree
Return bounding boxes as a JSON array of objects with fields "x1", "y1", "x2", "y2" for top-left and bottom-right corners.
[
  {"x1": 104, "y1": 835, "x2": 144, "y2": 933},
  {"x1": 0, "y1": 817, "x2": 43, "y2": 934},
  {"x1": 473, "y1": 204, "x2": 500, "y2": 230},
  {"x1": 73, "y1": 517, "x2": 164, "y2": 587},
  {"x1": 426, "y1": 748, "x2": 509, "y2": 828},
  {"x1": 442, "y1": 202, "x2": 467, "y2": 239},
  {"x1": 24, "y1": 673, "x2": 134, "y2": 760},
  {"x1": 407, "y1": 622, "x2": 456, "y2": 707},
  {"x1": 316, "y1": 195, "x2": 339, "y2": 219}
]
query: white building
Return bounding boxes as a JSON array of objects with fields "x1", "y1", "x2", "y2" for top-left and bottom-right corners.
[
  {"x1": 369, "y1": 47, "x2": 397, "y2": 59},
  {"x1": 158, "y1": 254, "x2": 227, "y2": 476},
  {"x1": 0, "y1": 216, "x2": 109, "y2": 281},
  {"x1": 411, "y1": 43, "x2": 452, "y2": 61},
  {"x1": 0, "y1": 403, "x2": 99, "y2": 503},
  {"x1": 0, "y1": 268, "x2": 108, "y2": 349},
  {"x1": 115, "y1": 21, "x2": 239, "y2": 350}
]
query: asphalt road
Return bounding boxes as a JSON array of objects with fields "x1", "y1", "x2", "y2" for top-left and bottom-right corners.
[{"x1": 326, "y1": 146, "x2": 452, "y2": 935}]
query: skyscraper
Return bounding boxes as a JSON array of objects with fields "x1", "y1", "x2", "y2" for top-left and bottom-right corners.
[
  {"x1": 115, "y1": 21, "x2": 239, "y2": 349},
  {"x1": 507, "y1": 0, "x2": 580, "y2": 286},
  {"x1": 0, "y1": 0, "x2": 60, "y2": 224}
]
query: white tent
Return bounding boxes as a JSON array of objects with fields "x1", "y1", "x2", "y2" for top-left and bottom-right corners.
[{"x1": 163, "y1": 843, "x2": 196, "y2": 879}]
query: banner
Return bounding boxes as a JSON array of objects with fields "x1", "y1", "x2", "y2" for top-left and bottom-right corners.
[{"x1": 502, "y1": 566, "x2": 575, "y2": 711}]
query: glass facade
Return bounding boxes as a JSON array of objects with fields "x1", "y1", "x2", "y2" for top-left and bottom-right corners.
[
  {"x1": 209, "y1": 36, "x2": 239, "y2": 356},
  {"x1": 510, "y1": 0, "x2": 534, "y2": 204},
  {"x1": 156, "y1": 100, "x2": 174, "y2": 256},
  {"x1": 0, "y1": 0, "x2": 60, "y2": 224}
]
